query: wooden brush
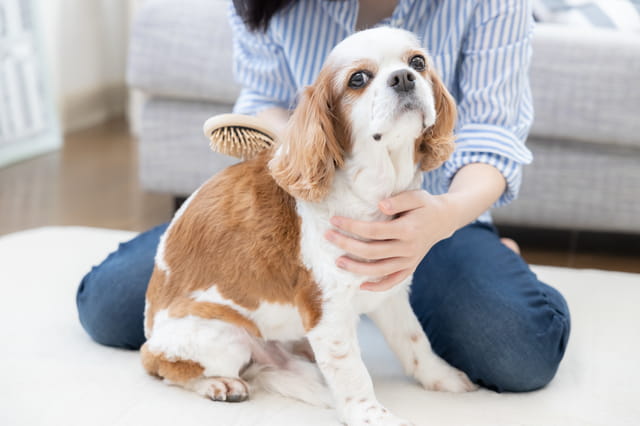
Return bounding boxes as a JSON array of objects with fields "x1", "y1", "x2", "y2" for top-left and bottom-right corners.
[{"x1": 203, "y1": 114, "x2": 278, "y2": 160}]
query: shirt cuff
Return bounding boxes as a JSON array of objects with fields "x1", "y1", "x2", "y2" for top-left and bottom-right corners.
[
  {"x1": 232, "y1": 89, "x2": 292, "y2": 116},
  {"x1": 441, "y1": 124, "x2": 533, "y2": 207},
  {"x1": 443, "y1": 151, "x2": 523, "y2": 207},
  {"x1": 453, "y1": 123, "x2": 533, "y2": 164}
]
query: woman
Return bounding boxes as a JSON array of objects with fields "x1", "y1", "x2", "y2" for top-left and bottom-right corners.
[{"x1": 77, "y1": 0, "x2": 570, "y2": 393}]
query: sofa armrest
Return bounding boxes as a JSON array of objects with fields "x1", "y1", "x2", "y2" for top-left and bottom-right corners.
[
  {"x1": 127, "y1": 0, "x2": 240, "y2": 104},
  {"x1": 530, "y1": 24, "x2": 640, "y2": 148}
]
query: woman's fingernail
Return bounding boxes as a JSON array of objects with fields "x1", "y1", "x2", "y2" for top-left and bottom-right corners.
[
  {"x1": 336, "y1": 259, "x2": 347, "y2": 268},
  {"x1": 325, "y1": 231, "x2": 334, "y2": 241},
  {"x1": 381, "y1": 200, "x2": 391, "y2": 211},
  {"x1": 331, "y1": 217, "x2": 342, "y2": 227}
]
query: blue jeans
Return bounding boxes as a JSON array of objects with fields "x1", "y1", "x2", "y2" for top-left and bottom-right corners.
[{"x1": 76, "y1": 221, "x2": 570, "y2": 393}]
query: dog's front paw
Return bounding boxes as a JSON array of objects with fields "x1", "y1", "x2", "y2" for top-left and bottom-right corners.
[
  {"x1": 416, "y1": 360, "x2": 477, "y2": 393},
  {"x1": 343, "y1": 399, "x2": 414, "y2": 426}
]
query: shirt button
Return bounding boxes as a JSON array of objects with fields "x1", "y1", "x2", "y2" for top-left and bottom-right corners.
[{"x1": 393, "y1": 18, "x2": 404, "y2": 27}]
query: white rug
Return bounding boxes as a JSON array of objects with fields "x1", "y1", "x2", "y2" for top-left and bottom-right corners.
[{"x1": 0, "y1": 227, "x2": 638, "y2": 426}]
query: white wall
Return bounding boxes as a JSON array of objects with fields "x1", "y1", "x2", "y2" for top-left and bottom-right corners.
[{"x1": 39, "y1": 0, "x2": 132, "y2": 132}]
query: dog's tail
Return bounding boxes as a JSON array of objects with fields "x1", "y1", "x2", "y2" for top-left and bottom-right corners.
[{"x1": 241, "y1": 341, "x2": 333, "y2": 408}]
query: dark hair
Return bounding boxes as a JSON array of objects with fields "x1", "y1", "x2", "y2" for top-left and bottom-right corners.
[{"x1": 232, "y1": 0, "x2": 298, "y2": 32}]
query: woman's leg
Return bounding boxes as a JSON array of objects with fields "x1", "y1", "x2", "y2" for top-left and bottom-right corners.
[
  {"x1": 76, "y1": 223, "x2": 169, "y2": 349},
  {"x1": 410, "y1": 222, "x2": 571, "y2": 393}
]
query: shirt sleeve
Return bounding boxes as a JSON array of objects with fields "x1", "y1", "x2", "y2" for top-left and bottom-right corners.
[
  {"x1": 227, "y1": 2, "x2": 298, "y2": 115},
  {"x1": 441, "y1": 0, "x2": 535, "y2": 207}
]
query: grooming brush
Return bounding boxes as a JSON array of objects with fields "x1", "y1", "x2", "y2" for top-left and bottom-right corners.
[{"x1": 203, "y1": 114, "x2": 278, "y2": 160}]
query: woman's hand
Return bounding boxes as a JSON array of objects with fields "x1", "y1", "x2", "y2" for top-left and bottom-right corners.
[{"x1": 324, "y1": 190, "x2": 460, "y2": 292}]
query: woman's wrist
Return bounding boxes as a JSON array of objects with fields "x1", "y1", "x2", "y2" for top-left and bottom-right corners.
[
  {"x1": 441, "y1": 163, "x2": 507, "y2": 231},
  {"x1": 436, "y1": 192, "x2": 467, "y2": 237}
]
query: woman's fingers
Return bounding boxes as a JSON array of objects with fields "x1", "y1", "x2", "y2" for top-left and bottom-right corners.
[
  {"x1": 335, "y1": 255, "x2": 408, "y2": 277},
  {"x1": 360, "y1": 269, "x2": 413, "y2": 292},
  {"x1": 324, "y1": 230, "x2": 404, "y2": 260},
  {"x1": 330, "y1": 216, "x2": 401, "y2": 240},
  {"x1": 378, "y1": 190, "x2": 428, "y2": 216}
]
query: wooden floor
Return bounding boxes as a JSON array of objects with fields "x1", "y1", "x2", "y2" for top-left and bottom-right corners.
[
  {"x1": 0, "y1": 118, "x2": 173, "y2": 235},
  {"x1": 1, "y1": 117, "x2": 638, "y2": 273}
]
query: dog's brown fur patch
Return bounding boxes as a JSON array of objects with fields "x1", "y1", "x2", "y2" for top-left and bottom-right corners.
[
  {"x1": 144, "y1": 150, "x2": 324, "y2": 346},
  {"x1": 414, "y1": 68, "x2": 457, "y2": 172},
  {"x1": 269, "y1": 63, "x2": 352, "y2": 202},
  {"x1": 141, "y1": 343, "x2": 204, "y2": 384}
]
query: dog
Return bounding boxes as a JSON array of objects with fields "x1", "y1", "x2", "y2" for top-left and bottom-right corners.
[{"x1": 141, "y1": 27, "x2": 475, "y2": 426}]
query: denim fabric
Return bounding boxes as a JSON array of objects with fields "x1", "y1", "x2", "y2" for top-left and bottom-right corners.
[
  {"x1": 76, "y1": 223, "x2": 169, "y2": 350},
  {"x1": 76, "y1": 221, "x2": 570, "y2": 392},
  {"x1": 410, "y1": 222, "x2": 571, "y2": 392}
]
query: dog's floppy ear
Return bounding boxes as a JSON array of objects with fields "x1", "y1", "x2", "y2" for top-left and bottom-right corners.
[
  {"x1": 269, "y1": 70, "x2": 346, "y2": 202},
  {"x1": 416, "y1": 70, "x2": 457, "y2": 171}
]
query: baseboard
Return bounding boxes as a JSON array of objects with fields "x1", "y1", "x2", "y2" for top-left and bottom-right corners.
[{"x1": 62, "y1": 85, "x2": 127, "y2": 133}]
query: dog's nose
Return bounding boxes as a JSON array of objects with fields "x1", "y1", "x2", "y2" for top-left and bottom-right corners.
[{"x1": 387, "y1": 70, "x2": 415, "y2": 93}]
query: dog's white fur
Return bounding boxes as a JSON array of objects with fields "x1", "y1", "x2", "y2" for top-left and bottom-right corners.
[{"x1": 144, "y1": 27, "x2": 475, "y2": 426}]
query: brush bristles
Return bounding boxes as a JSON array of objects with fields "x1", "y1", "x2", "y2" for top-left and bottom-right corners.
[{"x1": 209, "y1": 126, "x2": 274, "y2": 159}]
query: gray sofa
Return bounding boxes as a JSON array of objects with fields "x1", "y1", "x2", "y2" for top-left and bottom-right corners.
[{"x1": 127, "y1": 0, "x2": 640, "y2": 234}]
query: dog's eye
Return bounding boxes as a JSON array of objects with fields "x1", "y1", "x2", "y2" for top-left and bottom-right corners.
[
  {"x1": 348, "y1": 71, "x2": 370, "y2": 89},
  {"x1": 409, "y1": 55, "x2": 426, "y2": 72}
]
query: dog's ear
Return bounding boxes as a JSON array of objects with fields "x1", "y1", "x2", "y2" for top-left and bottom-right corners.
[
  {"x1": 415, "y1": 70, "x2": 457, "y2": 171},
  {"x1": 269, "y1": 69, "x2": 347, "y2": 202}
]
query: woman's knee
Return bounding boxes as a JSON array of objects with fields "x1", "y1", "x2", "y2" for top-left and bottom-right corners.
[
  {"x1": 76, "y1": 262, "x2": 146, "y2": 349},
  {"x1": 473, "y1": 309, "x2": 571, "y2": 392},
  {"x1": 76, "y1": 223, "x2": 168, "y2": 349},
  {"x1": 417, "y1": 276, "x2": 571, "y2": 393}
]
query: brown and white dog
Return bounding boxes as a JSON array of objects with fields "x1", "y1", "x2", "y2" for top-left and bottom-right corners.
[{"x1": 141, "y1": 27, "x2": 475, "y2": 426}]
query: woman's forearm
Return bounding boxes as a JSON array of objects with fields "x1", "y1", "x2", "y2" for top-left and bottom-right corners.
[{"x1": 445, "y1": 162, "x2": 507, "y2": 231}]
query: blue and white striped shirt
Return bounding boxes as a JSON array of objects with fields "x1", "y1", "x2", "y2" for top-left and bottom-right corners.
[{"x1": 228, "y1": 0, "x2": 534, "y2": 219}]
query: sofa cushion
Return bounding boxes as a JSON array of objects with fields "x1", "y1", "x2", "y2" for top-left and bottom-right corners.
[
  {"x1": 533, "y1": 0, "x2": 640, "y2": 32},
  {"x1": 138, "y1": 98, "x2": 240, "y2": 194},
  {"x1": 493, "y1": 136, "x2": 640, "y2": 232},
  {"x1": 530, "y1": 24, "x2": 640, "y2": 149},
  {"x1": 127, "y1": 0, "x2": 241, "y2": 103}
]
